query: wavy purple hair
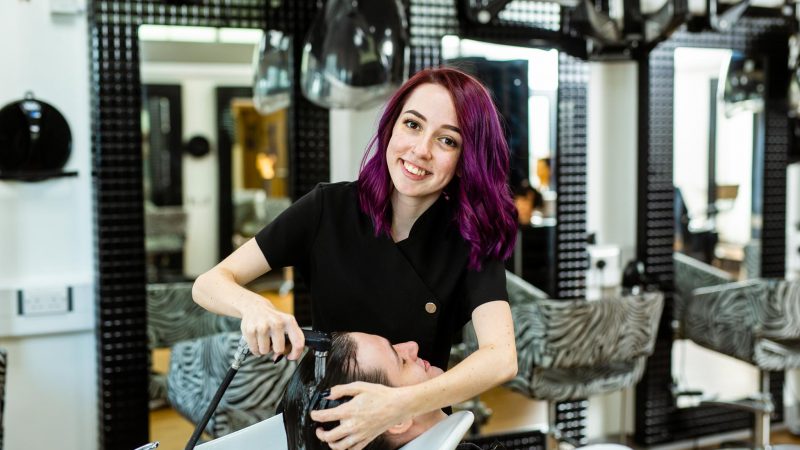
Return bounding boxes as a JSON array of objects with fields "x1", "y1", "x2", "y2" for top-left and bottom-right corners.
[{"x1": 357, "y1": 67, "x2": 517, "y2": 270}]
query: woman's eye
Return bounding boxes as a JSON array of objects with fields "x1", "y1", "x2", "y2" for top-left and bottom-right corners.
[
  {"x1": 404, "y1": 119, "x2": 420, "y2": 130},
  {"x1": 440, "y1": 137, "x2": 457, "y2": 147}
]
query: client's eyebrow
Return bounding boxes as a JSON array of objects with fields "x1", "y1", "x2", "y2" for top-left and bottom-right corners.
[{"x1": 386, "y1": 340, "x2": 402, "y2": 366}]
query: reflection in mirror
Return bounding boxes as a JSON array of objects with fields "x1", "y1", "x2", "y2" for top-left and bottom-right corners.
[
  {"x1": 441, "y1": 35, "x2": 559, "y2": 295},
  {"x1": 139, "y1": 25, "x2": 293, "y2": 445},
  {"x1": 671, "y1": 47, "x2": 762, "y2": 405}
]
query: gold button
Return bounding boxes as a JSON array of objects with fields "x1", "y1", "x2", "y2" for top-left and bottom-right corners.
[{"x1": 425, "y1": 302, "x2": 437, "y2": 314}]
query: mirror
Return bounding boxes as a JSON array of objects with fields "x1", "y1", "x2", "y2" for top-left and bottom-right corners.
[
  {"x1": 671, "y1": 46, "x2": 762, "y2": 405},
  {"x1": 441, "y1": 36, "x2": 559, "y2": 297},
  {"x1": 138, "y1": 25, "x2": 293, "y2": 445}
]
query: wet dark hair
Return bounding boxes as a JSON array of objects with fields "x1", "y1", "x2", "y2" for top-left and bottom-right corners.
[{"x1": 282, "y1": 333, "x2": 394, "y2": 450}]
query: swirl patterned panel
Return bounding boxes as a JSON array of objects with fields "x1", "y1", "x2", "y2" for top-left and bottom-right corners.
[
  {"x1": 147, "y1": 283, "x2": 243, "y2": 406},
  {"x1": 688, "y1": 279, "x2": 800, "y2": 371},
  {"x1": 168, "y1": 331, "x2": 297, "y2": 438},
  {"x1": 465, "y1": 272, "x2": 664, "y2": 402},
  {"x1": 673, "y1": 252, "x2": 734, "y2": 339}
]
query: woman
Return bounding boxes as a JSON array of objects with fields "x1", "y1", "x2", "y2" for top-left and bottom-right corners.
[{"x1": 192, "y1": 67, "x2": 518, "y2": 450}]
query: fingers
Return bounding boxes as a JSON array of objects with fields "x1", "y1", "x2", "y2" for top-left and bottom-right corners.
[
  {"x1": 315, "y1": 423, "x2": 349, "y2": 444},
  {"x1": 309, "y1": 403, "x2": 342, "y2": 423},
  {"x1": 256, "y1": 323, "x2": 272, "y2": 356},
  {"x1": 316, "y1": 425, "x2": 369, "y2": 450},
  {"x1": 285, "y1": 317, "x2": 305, "y2": 360},
  {"x1": 327, "y1": 382, "x2": 367, "y2": 399},
  {"x1": 243, "y1": 328, "x2": 260, "y2": 357},
  {"x1": 270, "y1": 327, "x2": 286, "y2": 360},
  {"x1": 242, "y1": 309, "x2": 305, "y2": 358}
]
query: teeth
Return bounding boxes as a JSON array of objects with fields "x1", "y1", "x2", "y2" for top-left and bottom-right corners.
[{"x1": 403, "y1": 161, "x2": 428, "y2": 176}]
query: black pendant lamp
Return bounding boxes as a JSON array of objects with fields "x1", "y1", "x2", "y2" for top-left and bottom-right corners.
[{"x1": 301, "y1": 0, "x2": 409, "y2": 110}]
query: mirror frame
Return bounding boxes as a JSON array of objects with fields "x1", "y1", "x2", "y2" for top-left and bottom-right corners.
[
  {"x1": 89, "y1": 1, "x2": 589, "y2": 448},
  {"x1": 634, "y1": 19, "x2": 791, "y2": 445},
  {"x1": 88, "y1": 2, "x2": 328, "y2": 447}
]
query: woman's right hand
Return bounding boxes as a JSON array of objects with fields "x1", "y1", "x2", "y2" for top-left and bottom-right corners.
[{"x1": 240, "y1": 297, "x2": 305, "y2": 360}]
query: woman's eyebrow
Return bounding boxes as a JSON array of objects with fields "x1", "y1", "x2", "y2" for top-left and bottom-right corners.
[{"x1": 403, "y1": 109, "x2": 461, "y2": 134}]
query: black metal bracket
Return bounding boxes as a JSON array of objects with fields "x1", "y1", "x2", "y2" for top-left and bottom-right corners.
[
  {"x1": 460, "y1": 0, "x2": 691, "y2": 60},
  {"x1": 0, "y1": 169, "x2": 78, "y2": 182}
]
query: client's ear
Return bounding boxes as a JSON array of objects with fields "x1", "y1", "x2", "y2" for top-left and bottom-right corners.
[{"x1": 385, "y1": 419, "x2": 414, "y2": 435}]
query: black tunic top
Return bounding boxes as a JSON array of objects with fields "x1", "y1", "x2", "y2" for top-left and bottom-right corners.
[{"x1": 255, "y1": 181, "x2": 507, "y2": 369}]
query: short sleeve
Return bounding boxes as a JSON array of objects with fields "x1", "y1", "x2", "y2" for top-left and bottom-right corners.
[
  {"x1": 463, "y1": 258, "x2": 508, "y2": 316},
  {"x1": 255, "y1": 184, "x2": 323, "y2": 269}
]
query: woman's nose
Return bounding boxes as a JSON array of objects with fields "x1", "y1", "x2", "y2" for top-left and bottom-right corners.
[{"x1": 411, "y1": 138, "x2": 433, "y2": 159}]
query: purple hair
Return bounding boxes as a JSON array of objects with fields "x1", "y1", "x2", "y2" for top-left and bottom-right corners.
[{"x1": 357, "y1": 67, "x2": 518, "y2": 270}]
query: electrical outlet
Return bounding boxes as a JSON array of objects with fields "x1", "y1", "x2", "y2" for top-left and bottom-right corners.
[{"x1": 17, "y1": 287, "x2": 72, "y2": 316}]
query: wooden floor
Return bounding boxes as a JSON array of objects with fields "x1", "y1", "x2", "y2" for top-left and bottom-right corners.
[{"x1": 149, "y1": 385, "x2": 800, "y2": 449}]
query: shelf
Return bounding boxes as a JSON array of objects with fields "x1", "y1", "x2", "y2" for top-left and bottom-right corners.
[{"x1": 0, "y1": 170, "x2": 79, "y2": 182}]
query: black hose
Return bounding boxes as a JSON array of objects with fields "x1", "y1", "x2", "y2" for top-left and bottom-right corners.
[{"x1": 185, "y1": 366, "x2": 238, "y2": 450}]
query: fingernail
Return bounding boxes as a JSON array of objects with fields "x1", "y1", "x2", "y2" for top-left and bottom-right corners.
[
  {"x1": 321, "y1": 389, "x2": 330, "y2": 398},
  {"x1": 274, "y1": 355, "x2": 284, "y2": 364}
]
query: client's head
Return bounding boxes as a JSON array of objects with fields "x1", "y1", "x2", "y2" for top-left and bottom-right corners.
[{"x1": 282, "y1": 332, "x2": 444, "y2": 450}]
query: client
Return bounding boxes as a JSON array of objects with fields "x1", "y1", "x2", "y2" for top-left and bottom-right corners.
[{"x1": 281, "y1": 332, "x2": 447, "y2": 450}]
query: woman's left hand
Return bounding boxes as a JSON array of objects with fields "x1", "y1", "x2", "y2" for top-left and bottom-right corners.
[{"x1": 310, "y1": 381, "x2": 410, "y2": 450}]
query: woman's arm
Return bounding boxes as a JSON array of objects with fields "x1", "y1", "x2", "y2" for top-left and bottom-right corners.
[
  {"x1": 192, "y1": 238, "x2": 305, "y2": 360},
  {"x1": 312, "y1": 300, "x2": 516, "y2": 450}
]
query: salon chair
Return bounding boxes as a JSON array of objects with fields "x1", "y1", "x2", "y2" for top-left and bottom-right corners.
[
  {"x1": 0, "y1": 348, "x2": 6, "y2": 450},
  {"x1": 462, "y1": 272, "x2": 663, "y2": 449},
  {"x1": 194, "y1": 410, "x2": 474, "y2": 450},
  {"x1": 144, "y1": 204, "x2": 187, "y2": 282},
  {"x1": 168, "y1": 331, "x2": 296, "y2": 438},
  {"x1": 146, "y1": 282, "x2": 240, "y2": 408},
  {"x1": 673, "y1": 251, "x2": 734, "y2": 339},
  {"x1": 682, "y1": 278, "x2": 800, "y2": 450}
]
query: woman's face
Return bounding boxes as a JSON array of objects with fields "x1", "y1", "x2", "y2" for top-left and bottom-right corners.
[
  {"x1": 351, "y1": 332, "x2": 443, "y2": 387},
  {"x1": 385, "y1": 83, "x2": 462, "y2": 204}
]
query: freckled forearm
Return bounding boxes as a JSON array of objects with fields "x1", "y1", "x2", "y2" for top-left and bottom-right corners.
[{"x1": 401, "y1": 345, "x2": 517, "y2": 417}]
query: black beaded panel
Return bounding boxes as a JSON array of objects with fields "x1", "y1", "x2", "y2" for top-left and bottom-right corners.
[
  {"x1": 634, "y1": 19, "x2": 790, "y2": 446},
  {"x1": 555, "y1": 53, "x2": 589, "y2": 302},
  {"x1": 88, "y1": 1, "x2": 327, "y2": 447}
]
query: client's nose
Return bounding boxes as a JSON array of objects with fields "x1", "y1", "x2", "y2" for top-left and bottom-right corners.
[{"x1": 394, "y1": 341, "x2": 419, "y2": 359}]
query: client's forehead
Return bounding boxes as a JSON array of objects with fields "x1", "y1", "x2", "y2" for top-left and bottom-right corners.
[{"x1": 350, "y1": 332, "x2": 397, "y2": 373}]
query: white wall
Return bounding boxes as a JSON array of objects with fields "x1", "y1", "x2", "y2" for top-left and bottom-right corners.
[
  {"x1": 585, "y1": 61, "x2": 639, "y2": 439},
  {"x1": 787, "y1": 162, "x2": 800, "y2": 278},
  {"x1": 587, "y1": 62, "x2": 638, "y2": 266},
  {"x1": 329, "y1": 105, "x2": 383, "y2": 182},
  {"x1": 0, "y1": 0, "x2": 97, "y2": 449}
]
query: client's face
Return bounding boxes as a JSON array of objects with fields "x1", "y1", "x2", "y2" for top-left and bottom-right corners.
[{"x1": 349, "y1": 332, "x2": 444, "y2": 386}]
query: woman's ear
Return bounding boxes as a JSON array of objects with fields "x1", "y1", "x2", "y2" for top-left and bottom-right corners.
[{"x1": 385, "y1": 418, "x2": 414, "y2": 435}]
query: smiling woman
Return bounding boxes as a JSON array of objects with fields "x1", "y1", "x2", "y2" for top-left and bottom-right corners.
[{"x1": 192, "y1": 67, "x2": 519, "y2": 449}]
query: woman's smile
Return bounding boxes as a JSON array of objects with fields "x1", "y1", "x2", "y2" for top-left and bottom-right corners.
[{"x1": 401, "y1": 159, "x2": 431, "y2": 179}]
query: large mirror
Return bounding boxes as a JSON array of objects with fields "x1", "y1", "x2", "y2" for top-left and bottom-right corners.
[
  {"x1": 671, "y1": 46, "x2": 762, "y2": 406},
  {"x1": 439, "y1": 35, "x2": 561, "y2": 434},
  {"x1": 441, "y1": 35, "x2": 560, "y2": 297},
  {"x1": 138, "y1": 24, "x2": 293, "y2": 445}
]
